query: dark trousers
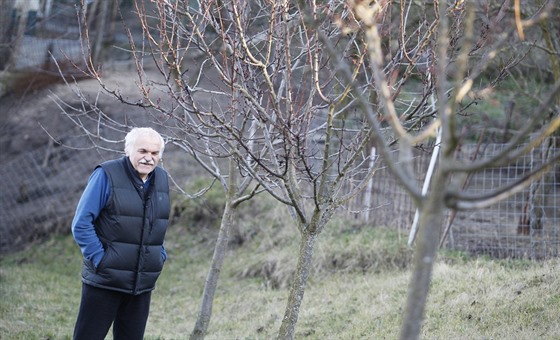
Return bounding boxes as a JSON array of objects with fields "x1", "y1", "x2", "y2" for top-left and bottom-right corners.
[{"x1": 73, "y1": 283, "x2": 152, "y2": 340}]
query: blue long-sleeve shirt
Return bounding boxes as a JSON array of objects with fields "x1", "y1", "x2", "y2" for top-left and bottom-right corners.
[{"x1": 71, "y1": 167, "x2": 167, "y2": 267}]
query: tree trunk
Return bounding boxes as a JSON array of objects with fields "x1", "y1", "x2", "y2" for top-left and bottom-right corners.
[
  {"x1": 0, "y1": 0, "x2": 15, "y2": 69},
  {"x1": 43, "y1": 0, "x2": 54, "y2": 18},
  {"x1": 190, "y1": 197, "x2": 235, "y2": 339},
  {"x1": 277, "y1": 230, "x2": 317, "y2": 339},
  {"x1": 399, "y1": 177, "x2": 447, "y2": 340},
  {"x1": 408, "y1": 127, "x2": 442, "y2": 245},
  {"x1": 517, "y1": 137, "x2": 554, "y2": 236},
  {"x1": 191, "y1": 158, "x2": 238, "y2": 339},
  {"x1": 91, "y1": 0, "x2": 110, "y2": 65},
  {"x1": 7, "y1": 0, "x2": 29, "y2": 70}
]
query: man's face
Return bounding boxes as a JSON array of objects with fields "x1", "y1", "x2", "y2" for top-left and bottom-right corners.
[{"x1": 127, "y1": 133, "x2": 162, "y2": 181}]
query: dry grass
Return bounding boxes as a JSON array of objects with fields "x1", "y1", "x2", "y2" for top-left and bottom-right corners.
[{"x1": 1, "y1": 198, "x2": 560, "y2": 339}]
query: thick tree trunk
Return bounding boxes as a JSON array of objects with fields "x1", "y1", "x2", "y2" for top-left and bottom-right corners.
[
  {"x1": 277, "y1": 230, "x2": 317, "y2": 339},
  {"x1": 399, "y1": 177, "x2": 447, "y2": 340}
]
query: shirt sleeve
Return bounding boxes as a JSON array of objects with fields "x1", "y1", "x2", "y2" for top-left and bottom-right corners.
[
  {"x1": 71, "y1": 167, "x2": 110, "y2": 268},
  {"x1": 161, "y1": 243, "x2": 167, "y2": 262}
]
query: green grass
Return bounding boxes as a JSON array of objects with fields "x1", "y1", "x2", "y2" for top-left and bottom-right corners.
[
  {"x1": 0, "y1": 235, "x2": 81, "y2": 339},
  {"x1": 2, "y1": 217, "x2": 560, "y2": 339}
]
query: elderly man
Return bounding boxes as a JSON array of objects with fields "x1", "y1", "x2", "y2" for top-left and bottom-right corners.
[{"x1": 71, "y1": 127, "x2": 170, "y2": 340}]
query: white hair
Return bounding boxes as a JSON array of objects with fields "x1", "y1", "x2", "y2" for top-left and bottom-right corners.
[{"x1": 124, "y1": 127, "x2": 165, "y2": 156}]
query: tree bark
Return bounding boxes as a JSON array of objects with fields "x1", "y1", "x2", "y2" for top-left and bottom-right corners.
[
  {"x1": 91, "y1": 0, "x2": 110, "y2": 65},
  {"x1": 399, "y1": 175, "x2": 447, "y2": 340},
  {"x1": 278, "y1": 230, "x2": 317, "y2": 339},
  {"x1": 191, "y1": 158, "x2": 238, "y2": 339},
  {"x1": 7, "y1": 0, "x2": 29, "y2": 70},
  {"x1": 0, "y1": 0, "x2": 15, "y2": 69}
]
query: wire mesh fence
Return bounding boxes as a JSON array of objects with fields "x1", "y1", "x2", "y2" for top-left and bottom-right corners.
[
  {"x1": 4, "y1": 1, "x2": 84, "y2": 72},
  {"x1": 0, "y1": 146, "x2": 98, "y2": 253},
  {"x1": 445, "y1": 142, "x2": 560, "y2": 259},
  {"x1": 347, "y1": 140, "x2": 560, "y2": 259}
]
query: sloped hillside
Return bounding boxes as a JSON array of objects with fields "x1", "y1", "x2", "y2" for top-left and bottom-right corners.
[{"x1": 0, "y1": 64, "x2": 182, "y2": 253}]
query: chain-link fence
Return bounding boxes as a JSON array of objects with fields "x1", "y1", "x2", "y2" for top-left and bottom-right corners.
[
  {"x1": 0, "y1": 145, "x2": 98, "y2": 253},
  {"x1": 2, "y1": 1, "x2": 84, "y2": 71},
  {"x1": 349, "y1": 141, "x2": 560, "y2": 259},
  {"x1": 445, "y1": 142, "x2": 560, "y2": 259},
  {"x1": 2, "y1": 0, "x2": 140, "y2": 82}
]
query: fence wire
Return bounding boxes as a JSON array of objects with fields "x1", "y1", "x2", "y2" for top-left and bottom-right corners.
[
  {"x1": 0, "y1": 146, "x2": 98, "y2": 253},
  {"x1": 349, "y1": 141, "x2": 560, "y2": 260},
  {"x1": 5, "y1": 1, "x2": 84, "y2": 72},
  {"x1": 448, "y1": 143, "x2": 560, "y2": 259}
]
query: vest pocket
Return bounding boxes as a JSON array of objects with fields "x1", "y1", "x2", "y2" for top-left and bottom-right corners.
[
  {"x1": 95, "y1": 250, "x2": 108, "y2": 272},
  {"x1": 95, "y1": 242, "x2": 114, "y2": 272}
]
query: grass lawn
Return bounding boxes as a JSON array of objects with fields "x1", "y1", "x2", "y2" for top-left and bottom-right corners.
[{"x1": 1, "y1": 221, "x2": 560, "y2": 339}]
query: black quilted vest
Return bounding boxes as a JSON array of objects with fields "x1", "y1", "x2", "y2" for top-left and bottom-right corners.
[{"x1": 81, "y1": 157, "x2": 170, "y2": 295}]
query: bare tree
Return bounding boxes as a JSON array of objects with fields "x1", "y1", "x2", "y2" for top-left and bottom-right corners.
[
  {"x1": 61, "y1": 0, "x2": 387, "y2": 337},
  {"x1": 127, "y1": 1, "x2": 382, "y2": 337},
  {"x1": 344, "y1": 1, "x2": 560, "y2": 339}
]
